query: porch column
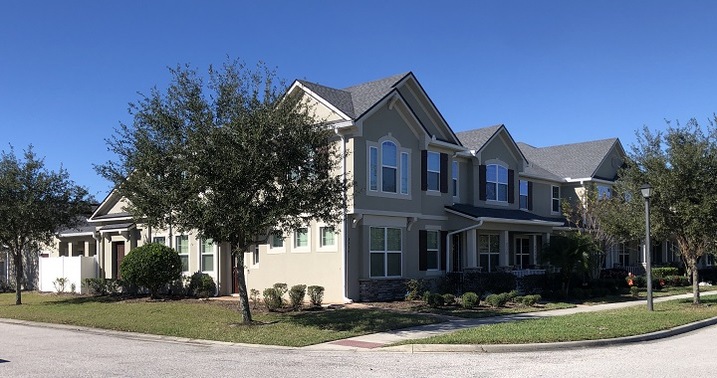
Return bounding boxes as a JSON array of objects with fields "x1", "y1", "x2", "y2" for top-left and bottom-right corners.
[
  {"x1": 67, "y1": 242, "x2": 73, "y2": 257},
  {"x1": 83, "y1": 241, "x2": 90, "y2": 257},
  {"x1": 466, "y1": 230, "x2": 477, "y2": 268},
  {"x1": 500, "y1": 230, "x2": 509, "y2": 267},
  {"x1": 531, "y1": 234, "x2": 537, "y2": 266}
]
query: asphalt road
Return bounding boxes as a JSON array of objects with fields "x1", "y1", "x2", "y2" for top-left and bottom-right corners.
[{"x1": 2, "y1": 321, "x2": 716, "y2": 378}]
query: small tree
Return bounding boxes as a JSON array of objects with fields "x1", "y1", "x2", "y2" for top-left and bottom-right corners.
[
  {"x1": 0, "y1": 146, "x2": 90, "y2": 305},
  {"x1": 119, "y1": 242, "x2": 182, "y2": 298},
  {"x1": 540, "y1": 232, "x2": 598, "y2": 297}
]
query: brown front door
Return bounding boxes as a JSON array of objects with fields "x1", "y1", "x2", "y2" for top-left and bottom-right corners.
[{"x1": 112, "y1": 242, "x2": 125, "y2": 279}]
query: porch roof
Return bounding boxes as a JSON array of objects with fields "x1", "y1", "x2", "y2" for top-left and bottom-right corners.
[
  {"x1": 445, "y1": 204, "x2": 566, "y2": 226},
  {"x1": 97, "y1": 223, "x2": 135, "y2": 233}
]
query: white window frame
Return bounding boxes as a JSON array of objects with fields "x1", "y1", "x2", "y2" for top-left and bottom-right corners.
[
  {"x1": 199, "y1": 238, "x2": 215, "y2": 273},
  {"x1": 478, "y1": 234, "x2": 500, "y2": 272},
  {"x1": 366, "y1": 138, "x2": 411, "y2": 199},
  {"x1": 318, "y1": 226, "x2": 336, "y2": 251},
  {"x1": 519, "y1": 180, "x2": 528, "y2": 210},
  {"x1": 369, "y1": 227, "x2": 402, "y2": 278},
  {"x1": 551, "y1": 185, "x2": 561, "y2": 214},
  {"x1": 618, "y1": 243, "x2": 630, "y2": 266},
  {"x1": 381, "y1": 141, "x2": 398, "y2": 193},
  {"x1": 252, "y1": 245, "x2": 260, "y2": 266},
  {"x1": 152, "y1": 236, "x2": 166, "y2": 245},
  {"x1": 175, "y1": 235, "x2": 189, "y2": 273},
  {"x1": 486, "y1": 164, "x2": 508, "y2": 202},
  {"x1": 452, "y1": 160, "x2": 459, "y2": 198},
  {"x1": 293, "y1": 227, "x2": 310, "y2": 252},
  {"x1": 426, "y1": 151, "x2": 441, "y2": 192},
  {"x1": 268, "y1": 230, "x2": 285, "y2": 254},
  {"x1": 426, "y1": 230, "x2": 440, "y2": 271}
]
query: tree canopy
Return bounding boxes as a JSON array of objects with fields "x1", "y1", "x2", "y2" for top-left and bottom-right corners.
[
  {"x1": 604, "y1": 118, "x2": 717, "y2": 304},
  {"x1": 0, "y1": 146, "x2": 91, "y2": 304},
  {"x1": 97, "y1": 60, "x2": 347, "y2": 322}
]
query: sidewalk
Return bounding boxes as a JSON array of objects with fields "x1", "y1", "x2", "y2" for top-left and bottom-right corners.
[{"x1": 303, "y1": 291, "x2": 717, "y2": 352}]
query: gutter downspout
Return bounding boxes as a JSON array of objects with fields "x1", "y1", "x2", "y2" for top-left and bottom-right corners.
[
  {"x1": 446, "y1": 220, "x2": 484, "y2": 272},
  {"x1": 336, "y1": 128, "x2": 353, "y2": 303}
]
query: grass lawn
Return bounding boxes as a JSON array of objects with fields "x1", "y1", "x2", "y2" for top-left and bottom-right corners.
[
  {"x1": 582, "y1": 285, "x2": 717, "y2": 305},
  {"x1": 399, "y1": 296, "x2": 717, "y2": 345},
  {"x1": 0, "y1": 293, "x2": 441, "y2": 347},
  {"x1": 391, "y1": 301, "x2": 575, "y2": 319}
]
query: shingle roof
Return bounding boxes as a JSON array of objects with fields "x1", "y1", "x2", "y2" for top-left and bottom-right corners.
[
  {"x1": 517, "y1": 138, "x2": 619, "y2": 179},
  {"x1": 455, "y1": 125, "x2": 503, "y2": 150},
  {"x1": 446, "y1": 204, "x2": 565, "y2": 224},
  {"x1": 297, "y1": 72, "x2": 410, "y2": 121},
  {"x1": 57, "y1": 217, "x2": 95, "y2": 236},
  {"x1": 521, "y1": 163, "x2": 564, "y2": 182}
]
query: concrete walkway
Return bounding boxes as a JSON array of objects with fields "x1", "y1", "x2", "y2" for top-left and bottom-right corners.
[{"x1": 303, "y1": 291, "x2": 717, "y2": 352}]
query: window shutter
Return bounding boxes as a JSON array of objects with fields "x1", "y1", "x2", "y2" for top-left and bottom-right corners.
[
  {"x1": 419, "y1": 230, "x2": 427, "y2": 271},
  {"x1": 479, "y1": 165, "x2": 487, "y2": 201},
  {"x1": 440, "y1": 231, "x2": 448, "y2": 271},
  {"x1": 421, "y1": 150, "x2": 427, "y2": 191},
  {"x1": 527, "y1": 181, "x2": 534, "y2": 210},
  {"x1": 440, "y1": 153, "x2": 448, "y2": 193},
  {"x1": 508, "y1": 169, "x2": 515, "y2": 203}
]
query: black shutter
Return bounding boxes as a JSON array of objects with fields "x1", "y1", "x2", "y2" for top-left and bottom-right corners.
[
  {"x1": 419, "y1": 230, "x2": 427, "y2": 271},
  {"x1": 440, "y1": 231, "x2": 448, "y2": 271},
  {"x1": 421, "y1": 150, "x2": 427, "y2": 191},
  {"x1": 508, "y1": 169, "x2": 515, "y2": 204},
  {"x1": 440, "y1": 153, "x2": 448, "y2": 193},
  {"x1": 479, "y1": 165, "x2": 487, "y2": 201},
  {"x1": 527, "y1": 181, "x2": 534, "y2": 210}
]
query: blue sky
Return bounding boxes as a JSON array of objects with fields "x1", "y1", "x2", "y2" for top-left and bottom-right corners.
[{"x1": 2, "y1": 1, "x2": 716, "y2": 198}]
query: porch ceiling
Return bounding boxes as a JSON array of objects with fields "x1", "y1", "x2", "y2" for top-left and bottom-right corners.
[{"x1": 445, "y1": 203, "x2": 566, "y2": 226}]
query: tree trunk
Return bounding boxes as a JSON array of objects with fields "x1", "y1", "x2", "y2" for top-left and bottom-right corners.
[
  {"x1": 692, "y1": 263, "x2": 700, "y2": 305},
  {"x1": 13, "y1": 250, "x2": 23, "y2": 305},
  {"x1": 233, "y1": 243, "x2": 253, "y2": 323}
]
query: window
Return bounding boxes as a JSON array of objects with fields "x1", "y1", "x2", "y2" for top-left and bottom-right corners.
[
  {"x1": 320, "y1": 227, "x2": 335, "y2": 247},
  {"x1": 597, "y1": 185, "x2": 612, "y2": 199},
  {"x1": 515, "y1": 237, "x2": 530, "y2": 269},
  {"x1": 617, "y1": 243, "x2": 630, "y2": 266},
  {"x1": 551, "y1": 186, "x2": 561, "y2": 213},
  {"x1": 152, "y1": 236, "x2": 166, "y2": 245},
  {"x1": 368, "y1": 141, "x2": 409, "y2": 195},
  {"x1": 175, "y1": 235, "x2": 189, "y2": 272},
  {"x1": 426, "y1": 230, "x2": 439, "y2": 270},
  {"x1": 270, "y1": 232, "x2": 284, "y2": 248},
  {"x1": 382, "y1": 141, "x2": 397, "y2": 192},
  {"x1": 486, "y1": 164, "x2": 508, "y2": 202},
  {"x1": 479, "y1": 234, "x2": 500, "y2": 272},
  {"x1": 519, "y1": 180, "x2": 528, "y2": 210},
  {"x1": 452, "y1": 161, "x2": 459, "y2": 197},
  {"x1": 426, "y1": 152, "x2": 440, "y2": 191},
  {"x1": 200, "y1": 238, "x2": 214, "y2": 272},
  {"x1": 253, "y1": 246, "x2": 259, "y2": 265},
  {"x1": 369, "y1": 146, "x2": 378, "y2": 191},
  {"x1": 295, "y1": 228, "x2": 308, "y2": 248},
  {"x1": 369, "y1": 227, "x2": 402, "y2": 277}
]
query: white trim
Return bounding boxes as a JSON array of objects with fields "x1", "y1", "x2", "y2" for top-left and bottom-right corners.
[
  {"x1": 292, "y1": 227, "x2": 310, "y2": 253},
  {"x1": 58, "y1": 231, "x2": 95, "y2": 237},
  {"x1": 551, "y1": 185, "x2": 561, "y2": 214},
  {"x1": 565, "y1": 177, "x2": 616, "y2": 185},
  {"x1": 368, "y1": 226, "x2": 403, "y2": 278},
  {"x1": 452, "y1": 160, "x2": 459, "y2": 200},
  {"x1": 444, "y1": 208, "x2": 564, "y2": 226},
  {"x1": 267, "y1": 231, "x2": 286, "y2": 254},
  {"x1": 316, "y1": 224, "x2": 337, "y2": 252},
  {"x1": 352, "y1": 209, "x2": 448, "y2": 221}
]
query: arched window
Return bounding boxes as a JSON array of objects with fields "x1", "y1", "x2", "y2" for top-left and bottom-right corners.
[
  {"x1": 381, "y1": 141, "x2": 397, "y2": 193},
  {"x1": 486, "y1": 164, "x2": 508, "y2": 202}
]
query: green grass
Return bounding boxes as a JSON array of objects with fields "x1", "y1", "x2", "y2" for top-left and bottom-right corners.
[
  {"x1": 582, "y1": 285, "x2": 716, "y2": 305},
  {"x1": 410, "y1": 302, "x2": 575, "y2": 318},
  {"x1": 399, "y1": 296, "x2": 717, "y2": 345},
  {"x1": 0, "y1": 293, "x2": 441, "y2": 347}
]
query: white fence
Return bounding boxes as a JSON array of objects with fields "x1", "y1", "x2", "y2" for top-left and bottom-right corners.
[{"x1": 39, "y1": 256, "x2": 98, "y2": 294}]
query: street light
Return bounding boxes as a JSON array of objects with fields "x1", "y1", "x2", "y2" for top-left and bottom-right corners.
[{"x1": 640, "y1": 184, "x2": 654, "y2": 311}]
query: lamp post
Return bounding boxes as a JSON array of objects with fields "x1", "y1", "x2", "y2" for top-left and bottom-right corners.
[{"x1": 640, "y1": 184, "x2": 654, "y2": 311}]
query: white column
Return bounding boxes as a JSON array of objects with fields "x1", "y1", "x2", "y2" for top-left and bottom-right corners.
[
  {"x1": 67, "y1": 242, "x2": 73, "y2": 257},
  {"x1": 501, "y1": 230, "x2": 509, "y2": 267},
  {"x1": 83, "y1": 241, "x2": 90, "y2": 257},
  {"x1": 466, "y1": 230, "x2": 477, "y2": 268}
]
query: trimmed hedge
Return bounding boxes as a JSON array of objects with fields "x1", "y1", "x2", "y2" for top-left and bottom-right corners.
[{"x1": 119, "y1": 243, "x2": 182, "y2": 298}]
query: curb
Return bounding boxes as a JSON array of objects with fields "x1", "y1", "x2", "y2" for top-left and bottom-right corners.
[{"x1": 380, "y1": 316, "x2": 717, "y2": 353}]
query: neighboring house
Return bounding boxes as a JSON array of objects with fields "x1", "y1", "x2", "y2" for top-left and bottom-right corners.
[{"x1": 44, "y1": 71, "x2": 690, "y2": 301}]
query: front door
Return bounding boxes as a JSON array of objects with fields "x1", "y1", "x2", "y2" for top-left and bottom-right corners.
[
  {"x1": 112, "y1": 242, "x2": 125, "y2": 279},
  {"x1": 515, "y1": 237, "x2": 530, "y2": 269}
]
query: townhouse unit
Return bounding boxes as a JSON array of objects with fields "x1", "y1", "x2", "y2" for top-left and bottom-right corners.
[{"x1": 46, "y1": 71, "x2": 677, "y2": 301}]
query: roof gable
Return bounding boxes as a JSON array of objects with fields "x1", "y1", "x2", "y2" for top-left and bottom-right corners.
[
  {"x1": 518, "y1": 138, "x2": 622, "y2": 179},
  {"x1": 456, "y1": 124, "x2": 527, "y2": 165}
]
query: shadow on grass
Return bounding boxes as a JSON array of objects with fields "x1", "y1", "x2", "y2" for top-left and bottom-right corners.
[{"x1": 284, "y1": 308, "x2": 441, "y2": 333}]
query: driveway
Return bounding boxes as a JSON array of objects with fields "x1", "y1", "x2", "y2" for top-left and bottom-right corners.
[{"x1": 2, "y1": 321, "x2": 717, "y2": 377}]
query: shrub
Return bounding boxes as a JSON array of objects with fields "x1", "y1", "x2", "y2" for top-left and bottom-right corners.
[
  {"x1": 188, "y1": 272, "x2": 217, "y2": 298},
  {"x1": 652, "y1": 267, "x2": 679, "y2": 278},
  {"x1": 570, "y1": 287, "x2": 585, "y2": 299},
  {"x1": 426, "y1": 293, "x2": 445, "y2": 308},
  {"x1": 70, "y1": 283, "x2": 76, "y2": 293},
  {"x1": 307, "y1": 285, "x2": 324, "y2": 307},
  {"x1": 485, "y1": 293, "x2": 510, "y2": 307},
  {"x1": 422, "y1": 290, "x2": 432, "y2": 302},
  {"x1": 519, "y1": 294, "x2": 541, "y2": 306},
  {"x1": 84, "y1": 278, "x2": 110, "y2": 296},
  {"x1": 463, "y1": 271, "x2": 516, "y2": 296},
  {"x1": 664, "y1": 275, "x2": 690, "y2": 287},
  {"x1": 630, "y1": 286, "x2": 640, "y2": 298},
  {"x1": 506, "y1": 290, "x2": 519, "y2": 301},
  {"x1": 273, "y1": 283, "x2": 288, "y2": 297},
  {"x1": 250, "y1": 289, "x2": 261, "y2": 309},
  {"x1": 405, "y1": 279, "x2": 425, "y2": 300},
  {"x1": 442, "y1": 293, "x2": 456, "y2": 306},
  {"x1": 0, "y1": 280, "x2": 15, "y2": 293},
  {"x1": 53, "y1": 277, "x2": 69, "y2": 293},
  {"x1": 461, "y1": 292, "x2": 479, "y2": 308},
  {"x1": 289, "y1": 284, "x2": 307, "y2": 310},
  {"x1": 119, "y1": 242, "x2": 182, "y2": 298},
  {"x1": 263, "y1": 287, "x2": 283, "y2": 311}
]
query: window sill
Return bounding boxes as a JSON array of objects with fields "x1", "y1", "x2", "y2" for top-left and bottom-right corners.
[
  {"x1": 425, "y1": 190, "x2": 442, "y2": 197},
  {"x1": 366, "y1": 190, "x2": 412, "y2": 200},
  {"x1": 486, "y1": 200, "x2": 509, "y2": 206}
]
